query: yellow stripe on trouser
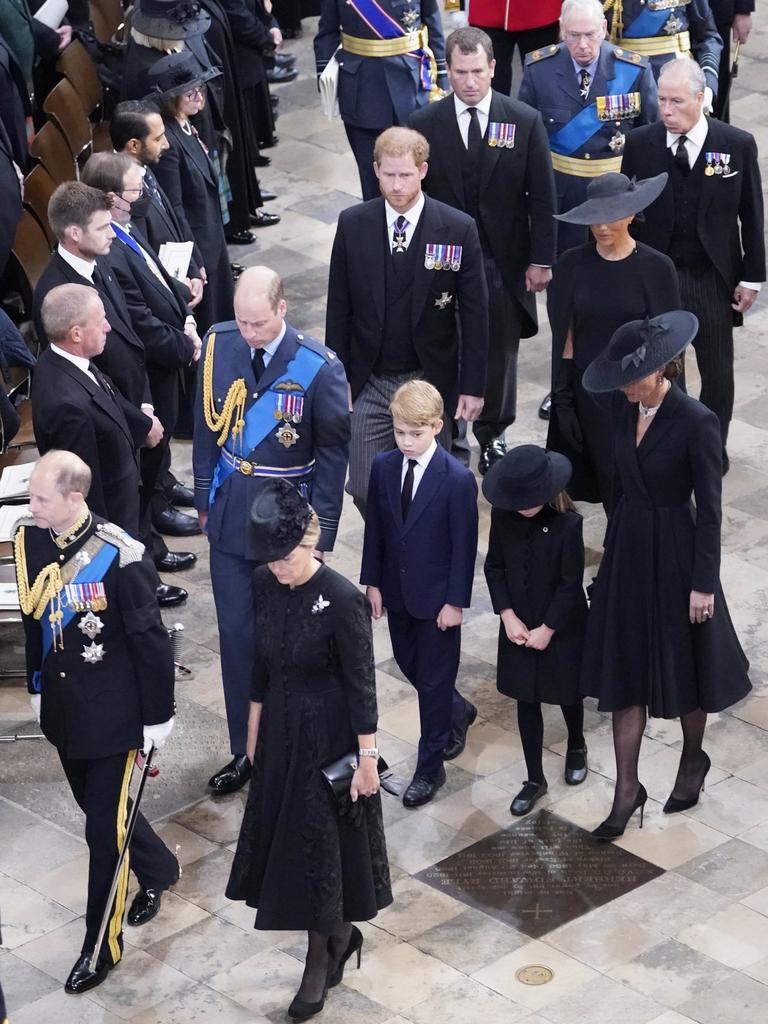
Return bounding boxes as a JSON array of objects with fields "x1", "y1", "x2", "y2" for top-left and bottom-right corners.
[{"x1": 107, "y1": 750, "x2": 135, "y2": 964}]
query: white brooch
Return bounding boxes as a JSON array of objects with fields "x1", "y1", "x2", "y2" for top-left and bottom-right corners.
[
  {"x1": 81, "y1": 642, "x2": 105, "y2": 664},
  {"x1": 311, "y1": 594, "x2": 330, "y2": 615}
]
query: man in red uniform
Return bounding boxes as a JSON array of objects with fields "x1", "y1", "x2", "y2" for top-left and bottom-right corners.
[{"x1": 468, "y1": 0, "x2": 562, "y2": 96}]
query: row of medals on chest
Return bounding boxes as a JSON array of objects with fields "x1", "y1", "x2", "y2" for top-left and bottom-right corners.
[{"x1": 55, "y1": 528, "x2": 108, "y2": 663}]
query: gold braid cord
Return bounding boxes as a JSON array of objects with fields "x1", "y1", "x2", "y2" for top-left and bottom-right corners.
[
  {"x1": 14, "y1": 527, "x2": 65, "y2": 650},
  {"x1": 202, "y1": 332, "x2": 248, "y2": 450},
  {"x1": 603, "y1": 0, "x2": 623, "y2": 43}
]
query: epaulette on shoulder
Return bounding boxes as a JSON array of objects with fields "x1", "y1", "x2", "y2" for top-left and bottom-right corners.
[
  {"x1": 207, "y1": 319, "x2": 239, "y2": 338},
  {"x1": 525, "y1": 43, "x2": 561, "y2": 65},
  {"x1": 96, "y1": 522, "x2": 145, "y2": 566},
  {"x1": 13, "y1": 514, "x2": 36, "y2": 537},
  {"x1": 613, "y1": 47, "x2": 648, "y2": 68},
  {"x1": 295, "y1": 332, "x2": 337, "y2": 362}
]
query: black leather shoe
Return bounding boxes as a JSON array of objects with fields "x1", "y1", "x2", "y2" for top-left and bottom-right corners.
[
  {"x1": 258, "y1": 190, "x2": 278, "y2": 203},
  {"x1": 478, "y1": 438, "x2": 507, "y2": 476},
  {"x1": 564, "y1": 747, "x2": 588, "y2": 786},
  {"x1": 209, "y1": 755, "x2": 251, "y2": 794},
  {"x1": 225, "y1": 228, "x2": 256, "y2": 245},
  {"x1": 444, "y1": 702, "x2": 477, "y2": 760},
  {"x1": 64, "y1": 951, "x2": 113, "y2": 994},
  {"x1": 127, "y1": 888, "x2": 162, "y2": 926},
  {"x1": 510, "y1": 780, "x2": 547, "y2": 817},
  {"x1": 267, "y1": 65, "x2": 299, "y2": 83},
  {"x1": 254, "y1": 154, "x2": 271, "y2": 167},
  {"x1": 275, "y1": 52, "x2": 296, "y2": 67},
  {"x1": 156, "y1": 583, "x2": 187, "y2": 607},
  {"x1": 288, "y1": 990, "x2": 327, "y2": 1022},
  {"x1": 231, "y1": 262, "x2": 245, "y2": 279},
  {"x1": 403, "y1": 767, "x2": 446, "y2": 808},
  {"x1": 252, "y1": 209, "x2": 281, "y2": 228},
  {"x1": 165, "y1": 482, "x2": 194, "y2": 507},
  {"x1": 156, "y1": 551, "x2": 197, "y2": 573},
  {"x1": 154, "y1": 507, "x2": 201, "y2": 537},
  {"x1": 539, "y1": 393, "x2": 552, "y2": 420}
]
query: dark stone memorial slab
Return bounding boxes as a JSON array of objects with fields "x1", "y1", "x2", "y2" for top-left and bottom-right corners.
[{"x1": 416, "y1": 810, "x2": 664, "y2": 938}]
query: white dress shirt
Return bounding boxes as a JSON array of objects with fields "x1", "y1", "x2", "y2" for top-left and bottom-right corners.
[
  {"x1": 385, "y1": 192, "x2": 425, "y2": 252},
  {"x1": 453, "y1": 88, "x2": 493, "y2": 148},
  {"x1": 667, "y1": 114, "x2": 761, "y2": 292},
  {"x1": 400, "y1": 438, "x2": 437, "y2": 499},
  {"x1": 57, "y1": 244, "x2": 96, "y2": 281},
  {"x1": 116, "y1": 221, "x2": 171, "y2": 291},
  {"x1": 252, "y1": 320, "x2": 286, "y2": 369},
  {"x1": 50, "y1": 343, "x2": 99, "y2": 385}
]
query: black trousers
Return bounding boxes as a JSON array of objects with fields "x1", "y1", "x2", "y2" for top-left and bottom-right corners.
[
  {"x1": 678, "y1": 265, "x2": 735, "y2": 449},
  {"x1": 480, "y1": 23, "x2": 560, "y2": 97},
  {"x1": 713, "y1": 21, "x2": 733, "y2": 123},
  {"x1": 344, "y1": 123, "x2": 384, "y2": 201},
  {"x1": 59, "y1": 750, "x2": 178, "y2": 964},
  {"x1": 387, "y1": 610, "x2": 468, "y2": 778},
  {"x1": 472, "y1": 257, "x2": 522, "y2": 446}
]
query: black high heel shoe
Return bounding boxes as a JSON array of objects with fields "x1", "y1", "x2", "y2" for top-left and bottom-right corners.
[
  {"x1": 663, "y1": 752, "x2": 711, "y2": 814},
  {"x1": 592, "y1": 784, "x2": 647, "y2": 842},
  {"x1": 327, "y1": 925, "x2": 363, "y2": 988},
  {"x1": 288, "y1": 985, "x2": 328, "y2": 1022}
]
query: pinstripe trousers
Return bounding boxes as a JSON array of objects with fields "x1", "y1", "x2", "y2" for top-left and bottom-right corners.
[{"x1": 678, "y1": 265, "x2": 735, "y2": 448}]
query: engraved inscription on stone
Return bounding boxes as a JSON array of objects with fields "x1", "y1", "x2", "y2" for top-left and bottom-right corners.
[{"x1": 416, "y1": 810, "x2": 664, "y2": 938}]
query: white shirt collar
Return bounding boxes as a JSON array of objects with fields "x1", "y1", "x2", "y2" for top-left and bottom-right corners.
[
  {"x1": 251, "y1": 319, "x2": 287, "y2": 362},
  {"x1": 403, "y1": 437, "x2": 437, "y2": 471},
  {"x1": 666, "y1": 113, "x2": 708, "y2": 150},
  {"x1": 453, "y1": 89, "x2": 493, "y2": 119},
  {"x1": 385, "y1": 192, "x2": 425, "y2": 231},
  {"x1": 50, "y1": 342, "x2": 92, "y2": 375},
  {"x1": 57, "y1": 244, "x2": 96, "y2": 282}
]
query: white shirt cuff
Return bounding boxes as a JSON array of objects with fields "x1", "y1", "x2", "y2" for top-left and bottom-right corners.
[{"x1": 739, "y1": 281, "x2": 762, "y2": 291}]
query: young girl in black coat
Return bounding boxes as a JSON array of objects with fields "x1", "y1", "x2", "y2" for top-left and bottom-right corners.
[{"x1": 483, "y1": 445, "x2": 589, "y2": 817}]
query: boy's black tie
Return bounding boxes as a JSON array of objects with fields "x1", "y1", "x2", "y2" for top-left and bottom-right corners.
[{"x1": 401, "y1": 458, "x2": 417, "y2": 520}]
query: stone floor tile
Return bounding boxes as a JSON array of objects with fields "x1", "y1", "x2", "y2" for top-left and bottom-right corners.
[
  {"x1": 265, "y1": 983, "x2": 393, "y2": 1024},
  {"x1": 607, "y1": 939, "x2": 734, "y2": 1008},
  {"x1": 382, "y1": 814, "x2": 476, "y2": 875},
  {"x1": 7, "y1": 989, "x2": 124, "y2": 1023},
  {"x1": 423, "y1": 779, "x2": 517, "y2": 839},
  {"x1": 676, "y1": 904, "x2": 768, "y2": 970},
  {"x1": 29, "y1": 849, "x2": 90, "y2": 915},
  {"x1": 411, "y1": 906, "x2": 528, "y2": 974},
  {"x1": 378, "y1": 699, "x2": 422, "y2": 748},
  {"x1": 677, "y1": 972, "x2": 768, "y2": 1024},
  {"x1": 405, "y1": 975, "x2": 530, "y2": 1024},
  {"x1": 536, "y1": 974, "x2": 664, "y2": 1024},
  {"x1": 631, "y1": 746, "x2": 730, "y2": 807},
  {"x1": 643, "y1": 1014, "x2": 698, "y2": 1024},
  {"x1": 450, "y1": 721, "x2": 524, "y2": 776},
  {"x1": 675, "y1": 838, "x2": 768, "y2": 899},
  {"x1": 0, "y1": 878, "x2": 77, "y2": 949},
  {"x1": 0, "y1": 949, "x2": 59, "y2": 1011},
  {"x1": 374, "y1": 876, "x2": 462, "y2": 941},
  {"x1": 608, "y1": 872, "x2": 732, "y2": 936},
  {"x1": 85, "y1": 948, "x2": 192, "y2": 1020},
  {"x1": 11, "y1": 918, "x2": 88, "y2": 982},
  {"x1": 0, "y1": 820, "x2": 85, "y2": 884},
  {"x1": 683, "y1": 776, "x2": 768, "y2": 836},
  {"x1": 145, "y1": 915, "x2": 261, "y2": 982},
  {"x1": 610, "y1": 804, "x2": 729, "y2": 870},
  {"x1": 545, "y1": 904, "x2": 665, "y2": 972},
  {"x1": 741, "y1": 882, "x2": 768, "y2": 916},
  {"x1": 153, "y1": 821, "x2": 220, "y2": 868},
  {"x1": 693, "y1": 709, "x2": 768, "y2": 775},
  {"x1": 129, "y1": 981, "x2": 269, "y2": 1023},
  {"x1": 168, "y1": 848, "x2": 233, "y2": 913},
  {"x1": 338, "y1": 940, "x2": 463, "y2": 1014},
  {"x1": 207, "y1": 947, "x2": 307, "y2": 1016},
  {"x1": 472, "y1": 939, "x2": 599, "y2": 1011},
  {"x1": 173, "y1": 794, "x2": 248, "y2": 847},
  {"x1": 121, "y1": 891, "x2": 210, "y2": 950}
]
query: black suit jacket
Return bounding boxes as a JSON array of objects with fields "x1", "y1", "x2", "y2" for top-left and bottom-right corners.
[
  {"x1": 33, "y1": 251, "x2": 153, "y2": 408},
  {"x1": 326, "y1": 195, "x2": 489, "y2": 411},
  {"x1": 622, "y1": 120, "x2": 765, "y2": 296},
  {"x1": 410, "y1": 90, "x2": 556, "y2": 338},
  {"x1": 0, "y1": 120, "x2": 22, "y2": 279},
  {"x1": 31, "y1": 348, "x2": 149, "y2": 535},
  {"x1": 133, "y1": 167, "x2": 203, "y2": 283}
]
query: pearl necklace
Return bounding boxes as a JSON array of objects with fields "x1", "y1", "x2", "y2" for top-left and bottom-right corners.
[{"x1": 638, "y1": 380, "x2": 670, "y2": 419}]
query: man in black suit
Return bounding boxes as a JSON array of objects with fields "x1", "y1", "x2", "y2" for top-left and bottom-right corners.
[
  {"x1": 709, "y1": 0, "x2": 754, "y2": 122},
  {"x1": 0, "y1": 119, "x2": 22, "y2": 281},
  {"x1": 411, "y1": 26, "x2": 556, "y2": 473},
  {"x1": 326, "y1": 126, "x2": 489, "y2": 516},
  {"x1": 622, "y1": 58, "x2": 765, "y2": 473}
]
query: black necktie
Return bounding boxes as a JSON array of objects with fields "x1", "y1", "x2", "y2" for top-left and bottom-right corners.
[
  {"x1": 467, "y1": 106, "x2": 482, "y2": 155},
  {"x1": 675, "y1": 136, "x2": 690, "y2": 174},
  {"x1": 91, "y1": 265, "x2": 105, "y2": 290},
  {"x1": 392, "y1": 215, "x2": 408, "y2": 254},
  {"x1": 252, "y1": 348, "x2": 266, "y2": 385},
  {"x1": 89, "y1": 362, "x2": 116, "y2": 401},
  {"x1": 579, "y1": 69, "x2": 591, "y2": 101},
  {"x1": 401, "y1": 458, "x2": 417, "y2": 520},
  {"x1": 144, "y1": 169, "x2": 164, "y2": 209}
]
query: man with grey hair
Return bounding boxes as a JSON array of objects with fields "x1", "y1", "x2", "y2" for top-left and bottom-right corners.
[{"x1": 622, "y1": 58, "x2": 765, "y2": 474}]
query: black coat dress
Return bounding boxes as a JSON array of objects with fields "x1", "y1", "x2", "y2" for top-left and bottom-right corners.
[
  {"x1": 581, "y1": 386, "x2": 751, "y2": 717},
  {"x1": 484, "y1": 506, "x2": 587, "y2": 704},
  {"x1": 226, "y1": 564, "x2": 392, "y2": 931}
]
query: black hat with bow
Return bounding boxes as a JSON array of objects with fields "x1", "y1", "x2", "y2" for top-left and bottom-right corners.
[
  {"x1": 248, "y1": 478, "x2": 313, "y2": 563},
  {"x1": 133, "y1": 0, "x2": 211, "y2": 40},
  {"x1": 148, "y1": 50, "x2": 221, "y2": 99},
  {"x1": 555, "y1": 172, "x2": 668, "y2": 225},
  {"x1": 582, "y1": 311, "x2": 699, "y2": 393}
]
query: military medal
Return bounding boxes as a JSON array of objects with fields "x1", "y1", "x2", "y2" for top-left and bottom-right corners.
[
  {"x1": 596, "y1": 92, "x2": 641, "y2": 121},
  {"x1": 401, "y1": 7, "x2": 419, "y2": 28},
  {"x1": 664, "y1": 13, "x2": 684, "y2": 34},
  {"x1": 609, "y1": 130, "x2": 626, "y2": 153},
  {"x1": 434, "y1": 291, "x2": 453, "y2": 309},
  {"x1": 81, "y1": 641, "x2": 105, "y2": 664},
  {"x1": 63, "y1": 582, "x2": 107, "y2": 613},
  {"x1": 78, "y1": 611, "x2": 104, "y2": 639},
  {"x1": 276, "y1": 423, "x2": 300, "y2": 447},
  {"x1": 487, "y1": 122, "x2": 516, "y2": 149},
  {"x1": 425, "y1": 243, "x2": 463, "y2": 271},
  {"x1": 424, "y1": 244, "x2": 436, "y2": 269},
  {"x1": 393, "y1": 229, "x2": 407, "y2": 253}
]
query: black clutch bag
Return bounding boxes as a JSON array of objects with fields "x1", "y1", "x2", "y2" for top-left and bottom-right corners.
[{"x1": 320, "y1": 751, "x2": 389, "y2": 803}]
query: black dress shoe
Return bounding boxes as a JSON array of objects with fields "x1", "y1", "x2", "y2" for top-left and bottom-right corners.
[
  {"x1": 254, "y1": 154, "x2": 271, "y2": 167},
  {"x1": 478, "y1": 438, "x2": 507, "y2": 476},
  {"x1": 225, "y1": 228, "x2": 256, "y2": 245},
  {"x1": 258, "y1": 189, "x2": 278, "y2": 202},
  {"x1": 444, "y1": 702, "x2": 478, "y2": 760},
  {"x1": 127, "y1": 888, "x2": 162, "y2": 926},
  {"x1": 403, "y1": 767, "x2": 446, "y2": 808},
  {"x1": 154, "y1": 507, "x2": 201, "y2": 537},
  {"x1": 267, "y1": 65, "x2": 298, "y2": 83},
  {"x1": 164, "y1": 483, "x2": 194, "y2": 507},
  {"x1": 156, "y1": 551, "x2": 197, "y2": 573},
  {"x1": 539, "y1": 393, "x2": 552, "y2": 420},
  {"x1": 156, "y1": 583, "x2": 188, "y2": 607},
  {"x1": 208, "y1": 755, "x2": 251, "y2": 794},
  {"x1": 64, "y1": 951, "x2": 114, "y2": 994},
  {"x1": 274, "y1": 52, "x2": 296, "y2": 67},
  {"x1": 252, "y1": 209, "x2": 281, "y2": 228},
  {"x1": 510, "y1": 780, "x2": 547, "y2": 817},
  {"x1": 288, "y1": 990, "x2": 327, "y2": 1022},
  {"x1": 564, "y1": 747, "x2": 588, "y2": 786},
  {"x1": 231, "y1": 262, "x2": 245, "y2": 279}
]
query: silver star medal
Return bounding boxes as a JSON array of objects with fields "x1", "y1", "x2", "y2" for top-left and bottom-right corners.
[
  {"x1": 609, "y1": 130, "x2": 626, "y2": 153},
  {"x1": 664, "y1": 14, "x2": 683, "y2": 34},
  {"x1": 434, "y1": 291, "x2": 454, "y2": 309},
  {"x1": 401, "y1": 8, "x2": 419, "y2": 28},
  {"x1": 78, "y1": 611, "x2": 104, "y2": 639},
  {"x1": 81, "y1": 642, "x2": 105, "y2": 664},
  {"x1": 311, "y1": 594, "x2": 330, "y2": 615}
]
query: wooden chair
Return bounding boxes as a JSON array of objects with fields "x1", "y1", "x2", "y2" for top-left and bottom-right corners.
[
  {"x1": 29, "y1": 121, "x2": 78, "y2": 183},
  {"x1": 90, "y1": 0, "x2": 127, "y2": 44},
  {"x1": 10, "y1": 212, "x2": 52, "y2": 312},
  {"x1": 43, "y1": 79, "x2": 93, "y2": 162},
  {"x1": 57, "y1": 39, "x2": 104, "y2": 119},
  {"x1": 22, "y1": 166, "x2": 58, "y2": 247}
]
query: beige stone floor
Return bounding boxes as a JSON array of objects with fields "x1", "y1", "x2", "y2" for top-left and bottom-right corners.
[{"x1": 2, "y1": 17, "x2": 768, "y2": 1024}]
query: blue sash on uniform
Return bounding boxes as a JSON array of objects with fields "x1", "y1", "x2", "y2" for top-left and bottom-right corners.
[
  {"x1": 623, "y1": 6, "x2": 681, "y2": 37},
  {"x1": 347, "y1": 0, "x2": 433, "y2": 90},
  {"x1": 209, "y1": 345, "x2": 326, "y2": 505},
  {"x1": 549, "y1": 60, "x2": 641, "y2": 156},
  {"x1": 33, "y1": 541, "x2": 119, "y2": 691}
]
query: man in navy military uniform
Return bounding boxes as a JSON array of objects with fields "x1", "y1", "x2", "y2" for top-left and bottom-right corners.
[
  {"x1": 604, "y1": 0, "x2": 723, "y2": 107},
  {"x1": 314, "y1": 0, "x2": 448, "y2": 201},
  {"x1": 194, "y1": 266, "x2": 350, "y2": 795}
]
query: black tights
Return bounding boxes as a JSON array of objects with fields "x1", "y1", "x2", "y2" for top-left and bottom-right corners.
[
  {"x1": 296, "y1": 925, "x2": 353, "y2": 1002},
  {"x1": 517, "y1": 700, "x2": 585, "y2": 784}
]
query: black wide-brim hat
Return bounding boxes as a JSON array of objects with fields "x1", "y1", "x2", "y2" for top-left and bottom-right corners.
[
  {"x1": 482, "y1": 445, "x2": 572, "y2": 511},
  {"x1": 583, "y1": 311, "x2": 699, "y2": 393},
  {"x1": 249, "y1": 478, "x2": 313, "y2": 563},
  {"x1": 555, "y1": 172, "x2": 668, "y2": 225},
  {"x1": 133, "y1": 0, "x2": 211, "y2": 39},
  {"x1": 148, "y1": 51, "x2": 221, "y2": 99}
]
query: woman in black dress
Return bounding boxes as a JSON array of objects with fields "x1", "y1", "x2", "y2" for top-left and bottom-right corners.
[
  {"x1": 580, "y1": 313, "x2": 751, "y2": 840},
  {"x1": 226, "y1": 480, "x2": 392, "y2": 1022},
  {"x1": 547, "y1": 172, "x2": 681, "y2": 507}
]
